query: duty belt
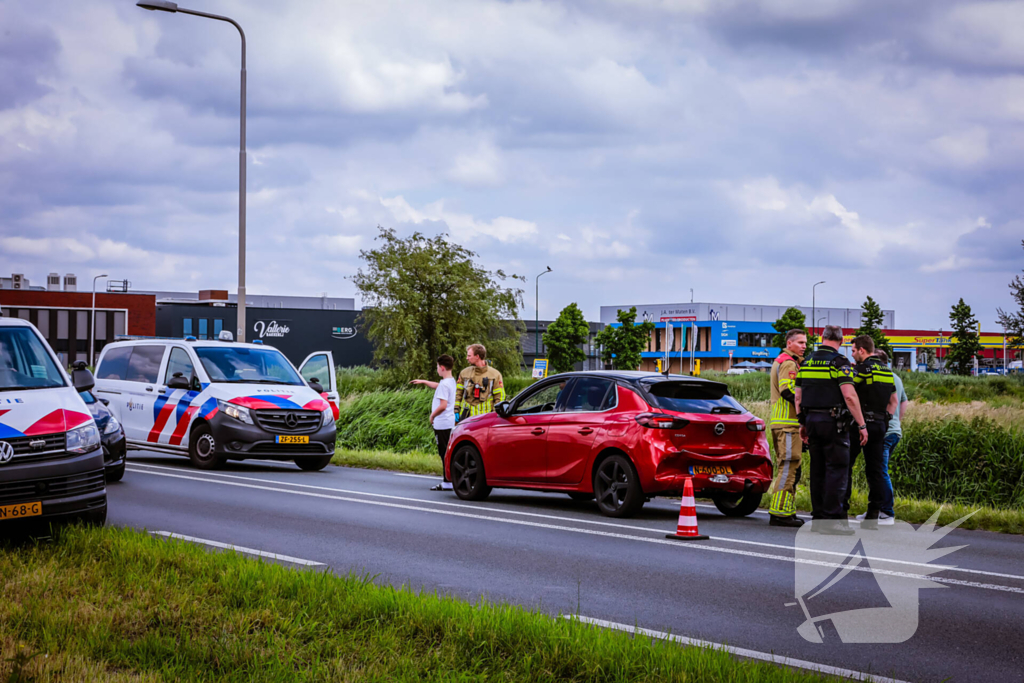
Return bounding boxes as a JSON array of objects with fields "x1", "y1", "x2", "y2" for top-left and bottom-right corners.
[{"x1": 863, "y1": 411, "x2": 887, "y2": 423}]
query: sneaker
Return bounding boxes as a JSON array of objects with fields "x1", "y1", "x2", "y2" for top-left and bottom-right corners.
[
  {"x1": 815, "y1": 521, "x2": 856, "y2": 536},
  {"x1": 769, "y1": 515, "x2": 805, "y2": 528},
  {"x1": 877, "y1": 513, "x2": 895, "y2": 526},
  {"x1": 429, "y1": 484, "x2": 444, "y2": 491},
  {"x1": 441, "y1": 481, "x2": 454, "y2": 491}
]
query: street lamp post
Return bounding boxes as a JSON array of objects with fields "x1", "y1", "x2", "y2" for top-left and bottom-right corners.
[
  {"x1": 90, "y1": 274, "x2": 108, "y2": 368},
  {"x1": 137, "y1": 0, "x2": 247, "y2": 341},
  {"x1": 811, "y1": 281, "x2": 826, "y2": 347},
  {"x1": 535, "y1": 267, "x2": 552, "y2": 362}
]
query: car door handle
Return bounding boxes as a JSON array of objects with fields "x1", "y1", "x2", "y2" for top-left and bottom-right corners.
[
  {"x1": 531, "y1": 428, "x2": 545, "y2": 435},
  {"x1": 578, "y1": 427, "x2": 594, "y2": 435},
  {"x1": 145, "y1": 386, "x2": 153, "y2": 392}
]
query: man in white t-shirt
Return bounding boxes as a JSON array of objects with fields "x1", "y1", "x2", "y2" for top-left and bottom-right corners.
[{"x1": 410, "y1": 354, "x2": 457, "y2": 491}]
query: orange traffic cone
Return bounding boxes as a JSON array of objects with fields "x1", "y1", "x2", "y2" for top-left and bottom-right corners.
[{"x1": 666, "y1": 477, "x2": 709, "y2": 541}]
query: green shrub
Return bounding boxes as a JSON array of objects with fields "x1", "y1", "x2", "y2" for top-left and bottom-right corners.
[
  {"x1": 335, "y1": 390, "x2": 436, "y2": 453},
  {"x1": 703, "y1": 371, "x2": 770, "y2": 403},
  {"x1": 891, "y1": 416, "x2": 1024, "y2": 508},
  {"x1": 899, "y1": 372, "x2": 1024, "y2": 404},
  {"x1": 336, "y1": 365, "x2": 392, "y2": 397}
]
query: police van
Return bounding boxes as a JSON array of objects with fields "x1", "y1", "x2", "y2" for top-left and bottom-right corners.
[
  {"x1": 93, "y1": 336, "x2": 339, "y2": 471},
  {"x1": 0, "y1": 317, "x2": 107, "y2": 528}
]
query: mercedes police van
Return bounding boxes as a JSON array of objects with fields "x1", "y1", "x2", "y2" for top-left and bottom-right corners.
[
  {"x1": 0, "y1": 317, "x2": 107, "y2": 529},
  {"x1": 92, "y1": 335, "x2": 339, "y2": 471}
]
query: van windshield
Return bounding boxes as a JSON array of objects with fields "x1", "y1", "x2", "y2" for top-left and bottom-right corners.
[
  {"x1": 194, "y1": 346, "x2": 304, "y2": 386},
  {"x1": 642, "y1": 380, "x2": 746, "y2": 415},
  {"x1": 0, "y1": 327, "x2": 66, "y2": 391}
]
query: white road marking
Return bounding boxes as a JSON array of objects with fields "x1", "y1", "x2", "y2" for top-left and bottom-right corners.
[
  {"x1": 568, "y1": 615, "x2": 911, "y2": 683},
  {"x1": 151, "y1": 531, "x2": 325, "y2": 566},
  {"x1": 392, "y1": 472, "x2": 443, "y2": 480},
  {"x1": 127, "y1": 466, "x2": 1024, "y2": 594},
  {"x1": 128, "y1": 462, "x2": 1024, "y2": 584}
]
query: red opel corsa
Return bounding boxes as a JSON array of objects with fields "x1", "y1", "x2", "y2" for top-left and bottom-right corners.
[{"x1": 444, "y1": 371, "x2": 772, "y2": 518}]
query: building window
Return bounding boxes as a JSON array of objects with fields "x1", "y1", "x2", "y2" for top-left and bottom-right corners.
[
  {"x1": 738, "y1": 332, "x2": 773, "y2": 348},
  {"x1": 76, "y1": 311, "x2": 89, "y2": 340},
  {"x1": 183, "y1": 319, "x2": 193, "y2": 336},
  {"x1": 112, "y1": 311, "x2": 126, "y2": 337},
  {"x1": 36, "y1": 311, "x2": 49, "y2": 338},
  {"x1": 214, "y1": 319, "x2": 223, "y2": 337},
  {"x1": 198, "y1": 319, "x2": 208, "y2": 339},
  {"x1": 95, "y1": 311, "x2": 107, "y2": 340},
  {"x1": 57, "y1": 310, "x2": 69, "y2": 339}
]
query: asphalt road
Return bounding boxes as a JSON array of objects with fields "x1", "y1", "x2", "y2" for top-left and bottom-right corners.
[{"x1": 107, "y1": 452, "x2": 1024, "y2": 683}]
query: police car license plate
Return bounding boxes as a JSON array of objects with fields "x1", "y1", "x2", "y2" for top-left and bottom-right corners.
[
  {"x1": 690, "y1": 465, "x2": 733, "y2": 476},
  {"x1": 0, "y1": 501, "x2": 42, "y2": 521},
  {"x1": 275, "y1": 435, "x2": 309, "y2": 444}
]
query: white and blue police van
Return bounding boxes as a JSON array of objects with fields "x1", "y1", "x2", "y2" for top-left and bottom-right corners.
[
  {"x1": 93, "y1": 334, "x2": 339, "y2": 471},
  {"x1": 0, "y1": 317, "x2": 107, "y2": 528}
]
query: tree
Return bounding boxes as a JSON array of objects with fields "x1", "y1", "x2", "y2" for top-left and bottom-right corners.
[
  {"x1": 593, "y1": 307, "x2": 655, "y2": 370},
  {"x1": 996, "y1": 240, "x2": 1024, "y2": 361},
  {"x1": 351, "y1": 227, "x2": 524, "y2": 382},
  {"x1": 947, "y1": 298, "x2": 983, "y2": 376},
  {"x1": 772, "y1": 307, "x2": 807, "y2": 349},
  {"x1": 855, "y1": 295, "x2": 893, "y2": 358},
  {"x1": 543, "y1": 303, "x2": 590, "y2": 374}
]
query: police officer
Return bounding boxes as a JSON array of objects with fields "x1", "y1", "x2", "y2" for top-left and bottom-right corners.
[
  {"x1": 843, "y1": 336, "x2": 898, "y2": 528},
  {"x1": 767, "y1": 329, "x2": 807, "y2": 528},
  {"x1": 795, "y1": 325, "x2": 868, "y2": 535}
]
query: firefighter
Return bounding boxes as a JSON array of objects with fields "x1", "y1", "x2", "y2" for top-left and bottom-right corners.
[
  {"x1": 795, "y1": 325, "x2": 868, "y2": 535},
  {"x1": 455, "y1": 343, "x2": 505, "y2": 420},
  {"x1": 767, "y1": 329, "x2": 808, "y2": 528},
  {"x1": 843, "y1": 335, "x2": 898, "y2": 528}
]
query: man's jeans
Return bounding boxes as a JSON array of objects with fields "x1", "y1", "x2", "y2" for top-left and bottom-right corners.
[{"x1": 881, "y1": 433, "x2": 901, "y2": 517}]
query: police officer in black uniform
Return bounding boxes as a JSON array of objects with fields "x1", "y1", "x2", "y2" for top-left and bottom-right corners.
[
  {"x1": 795, "y1": 325, "x2": 868, "y2": 535},
  {"x1": 843, "y1": 335, "x2": 898, "y2": 528}
]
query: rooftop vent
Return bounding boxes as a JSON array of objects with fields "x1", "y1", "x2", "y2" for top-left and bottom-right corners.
[
  {"x1": 63, "y1": 273, "x2": 77, "y2": 292},
  {"x1": 47, "y1": 273, "x2": 60, "y2": 291}
]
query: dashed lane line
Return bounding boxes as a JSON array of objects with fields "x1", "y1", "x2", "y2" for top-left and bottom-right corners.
[
  {"x1": 128, "y1": 462, "x2": 1024, "y2": 584},
  {"x1": 150, "y1": 531, "x2": 325, "y2": 566},
  {"x1": 125, "y1": 465, "x2": 1024, "y2": 595},
  {"x1": 567, "y1": 615, "x2": 911, "y2": 683}
]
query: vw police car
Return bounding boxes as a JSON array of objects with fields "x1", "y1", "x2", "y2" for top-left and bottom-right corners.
[
  {"x1": 93, "y1": 334, "x2": 339, "y2": 471},
  {"x1": 0, "y1": 317, "x2": 107, "y2": 528}
]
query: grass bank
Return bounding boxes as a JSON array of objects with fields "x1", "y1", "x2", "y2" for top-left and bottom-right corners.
[{"x1": 0, "y1": 526, "x2": 839, "y2": 683}]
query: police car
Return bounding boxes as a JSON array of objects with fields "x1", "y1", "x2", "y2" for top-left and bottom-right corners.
[
  {"x1": 0, "y1": 317, "x2": 107, "y2": 528},
  {"x1": 93, "y1": 335, "x2": 339, "y2": 471}
]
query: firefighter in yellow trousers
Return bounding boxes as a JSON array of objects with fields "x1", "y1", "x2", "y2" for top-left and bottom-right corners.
[{"x1": 768, "y1": 329, "x2": 808, "y2": 528}]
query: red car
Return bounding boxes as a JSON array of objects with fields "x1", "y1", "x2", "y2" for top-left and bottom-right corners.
[{"x1": 444, "y1": 371, "x2": 772, "y2": 518}]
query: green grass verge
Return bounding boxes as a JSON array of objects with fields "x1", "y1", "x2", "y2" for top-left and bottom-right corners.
[
  {"x1": 1, "y1": 526, "x2": 839, "y2": 683},
  {"x1": 332, "y1": 448, "x2": 442, "y2": 475}
]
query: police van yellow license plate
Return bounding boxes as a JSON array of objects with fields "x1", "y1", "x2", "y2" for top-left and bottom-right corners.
[
  {"x1": 0, "y1": 501, "x2": 42, "y2": 521},
  {"x1": 275, "y1": 435, "x2": 309, "y2": 444},
  {"x1": 689, "y1": 465, "x2": 733, "y2": 476}
]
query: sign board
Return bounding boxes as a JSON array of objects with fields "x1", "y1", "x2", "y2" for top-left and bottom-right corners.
[{"x1": 532, "y1": 359, "x2": 549, "y2": 378}]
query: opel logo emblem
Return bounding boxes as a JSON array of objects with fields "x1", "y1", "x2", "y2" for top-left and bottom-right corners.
[
  {"x1": 285, "y1": 414, "x2": 298, "y2": 428},
  {"x1": 0, "y1": 441, "x2": 13, "y2": 464},
  {"x1": 714, "y1": 423, "x2": 726, "y2": 436}
]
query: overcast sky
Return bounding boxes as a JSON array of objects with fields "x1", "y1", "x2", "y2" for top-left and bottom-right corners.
[{"x1": 2, "y1": 0, "x2": 1022, "y2": 329}]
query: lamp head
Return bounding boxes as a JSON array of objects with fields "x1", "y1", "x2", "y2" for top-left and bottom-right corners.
[
  {"x1": 137, "y1": 0, "x2": 178, "y2": 12},
  {"x1": 546, "y1": 266, "x2": 552, "y2": 272}
]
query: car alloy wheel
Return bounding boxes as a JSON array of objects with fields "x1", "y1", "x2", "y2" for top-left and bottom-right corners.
[
  {"x1": 593, "y1": 454, "x2": 644, "y2": 518},
  {"x1": 451, "y1": 444, "x2": 491, "y2": 502}
]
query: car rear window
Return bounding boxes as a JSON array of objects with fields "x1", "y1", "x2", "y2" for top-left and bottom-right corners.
[{"x1": 643, "y1": 381, "x2": 746, "y2": 415}]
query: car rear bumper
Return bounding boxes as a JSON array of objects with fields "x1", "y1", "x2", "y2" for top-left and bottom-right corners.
[
  {"x1": 0, "y1": 448, "x2": 108, "y2": 525},
  {"x1": 644, "y1": 446, "x2": 773, "y2": 496},
  {"x1": 209, "y1": 416, "x2": 336, "y2": 461}
]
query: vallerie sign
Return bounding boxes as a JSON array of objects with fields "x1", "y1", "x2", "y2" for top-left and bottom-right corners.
[{"x1": 253, "y1": 320, "x2": 290, "y2": 339}]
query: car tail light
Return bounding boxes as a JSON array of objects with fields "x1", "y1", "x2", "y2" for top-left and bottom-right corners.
[
  {"x1": 747, "y1": 418, "x2": 765, "y2": 432},
  {"x1": 635, "y1": 413, "x2": 690, "y2": 429}
]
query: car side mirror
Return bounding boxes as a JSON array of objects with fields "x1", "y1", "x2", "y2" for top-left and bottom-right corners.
[
  {"x1": 99, "y1": 398, "x2": 110, "y2": 406},
  {"x1": 308, "y1": 377, "x2": 325, "y2": 394},
  {"x1": 71, "y1": 365, "x2": 95, "y2": 393},
  {"x1": 494, "y1": 401, "x2": 512, "y2": 419},
  {"x1": 167, "y1": 372, "x2": 191, "y2": 390}
]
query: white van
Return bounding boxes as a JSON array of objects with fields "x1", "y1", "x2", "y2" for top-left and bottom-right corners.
[
  {"x1": 0, "y1": 317, "x2": 107, "y2": 528},
  {"x1": 93, "y1": 338, "x2": 338, "y2": 471}
]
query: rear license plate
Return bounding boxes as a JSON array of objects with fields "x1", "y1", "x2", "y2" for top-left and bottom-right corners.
[
  {"x1": 275, "y1": 435, "x2": 309, "y2": 444},
  {"x1": 690, "y1": 465, "x2": 733, "y2": 476},
  {"x1": 0, "y1": 501, "x2": 42, "y2": 521}
]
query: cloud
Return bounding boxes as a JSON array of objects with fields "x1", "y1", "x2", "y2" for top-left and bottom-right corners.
[{"x1": 380, "y1": 195, "x2": 538, "y2": 243}]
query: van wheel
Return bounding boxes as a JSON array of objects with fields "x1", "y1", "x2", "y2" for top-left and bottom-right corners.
[
  {"x1": 711, "y1": 491, "x2": 762, "y2": 517},
  {"x1": 593, "y1": 454, "x2": 644, "y2": 518},
  {"x1": 296, "y1": 455, "x2": 333, "y2": 471},
  {"x1": 189, "y1": 422, "x2": 225, "y2": 470},
  {"x1": 451, "y1": 444, "x2": 491, "y2": 501}
]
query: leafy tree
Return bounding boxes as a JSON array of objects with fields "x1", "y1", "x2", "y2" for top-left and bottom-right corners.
[
  {"x1": 855, "y1": 295, "x2": 893, "y2": 358},
  {"x1": 543, "y1": 303, "x2": 590, "y2": 374},
  {"x1": 996, "y1": 240, "x2": 1024, "y2": 360},
  {"x1": 594, "y1": 307, "x2": 655, "y2": 370},
  {"x1": 947, "y1": 298, "x2": 983, "y2": 376},
  {"x1": 772, "y1": 307, "x2": 807, "y2": 349},
  {"x1": 351, "y1": 227, "x2": 524, "y2": 383}
]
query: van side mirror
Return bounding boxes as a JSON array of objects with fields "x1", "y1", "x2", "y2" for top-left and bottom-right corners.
[
  {"x1": 71, "y1": 365, "x2": 95, "y2": 393},
  {"x1": 167, "y1": 372, "x2": 191, "y2": 390},
  {"x1": 494, "y1": 401, "x2": 512, "y2": 419},
  {"x1": 308, "y1": 377, "x2": 325, "y2": 394}
]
